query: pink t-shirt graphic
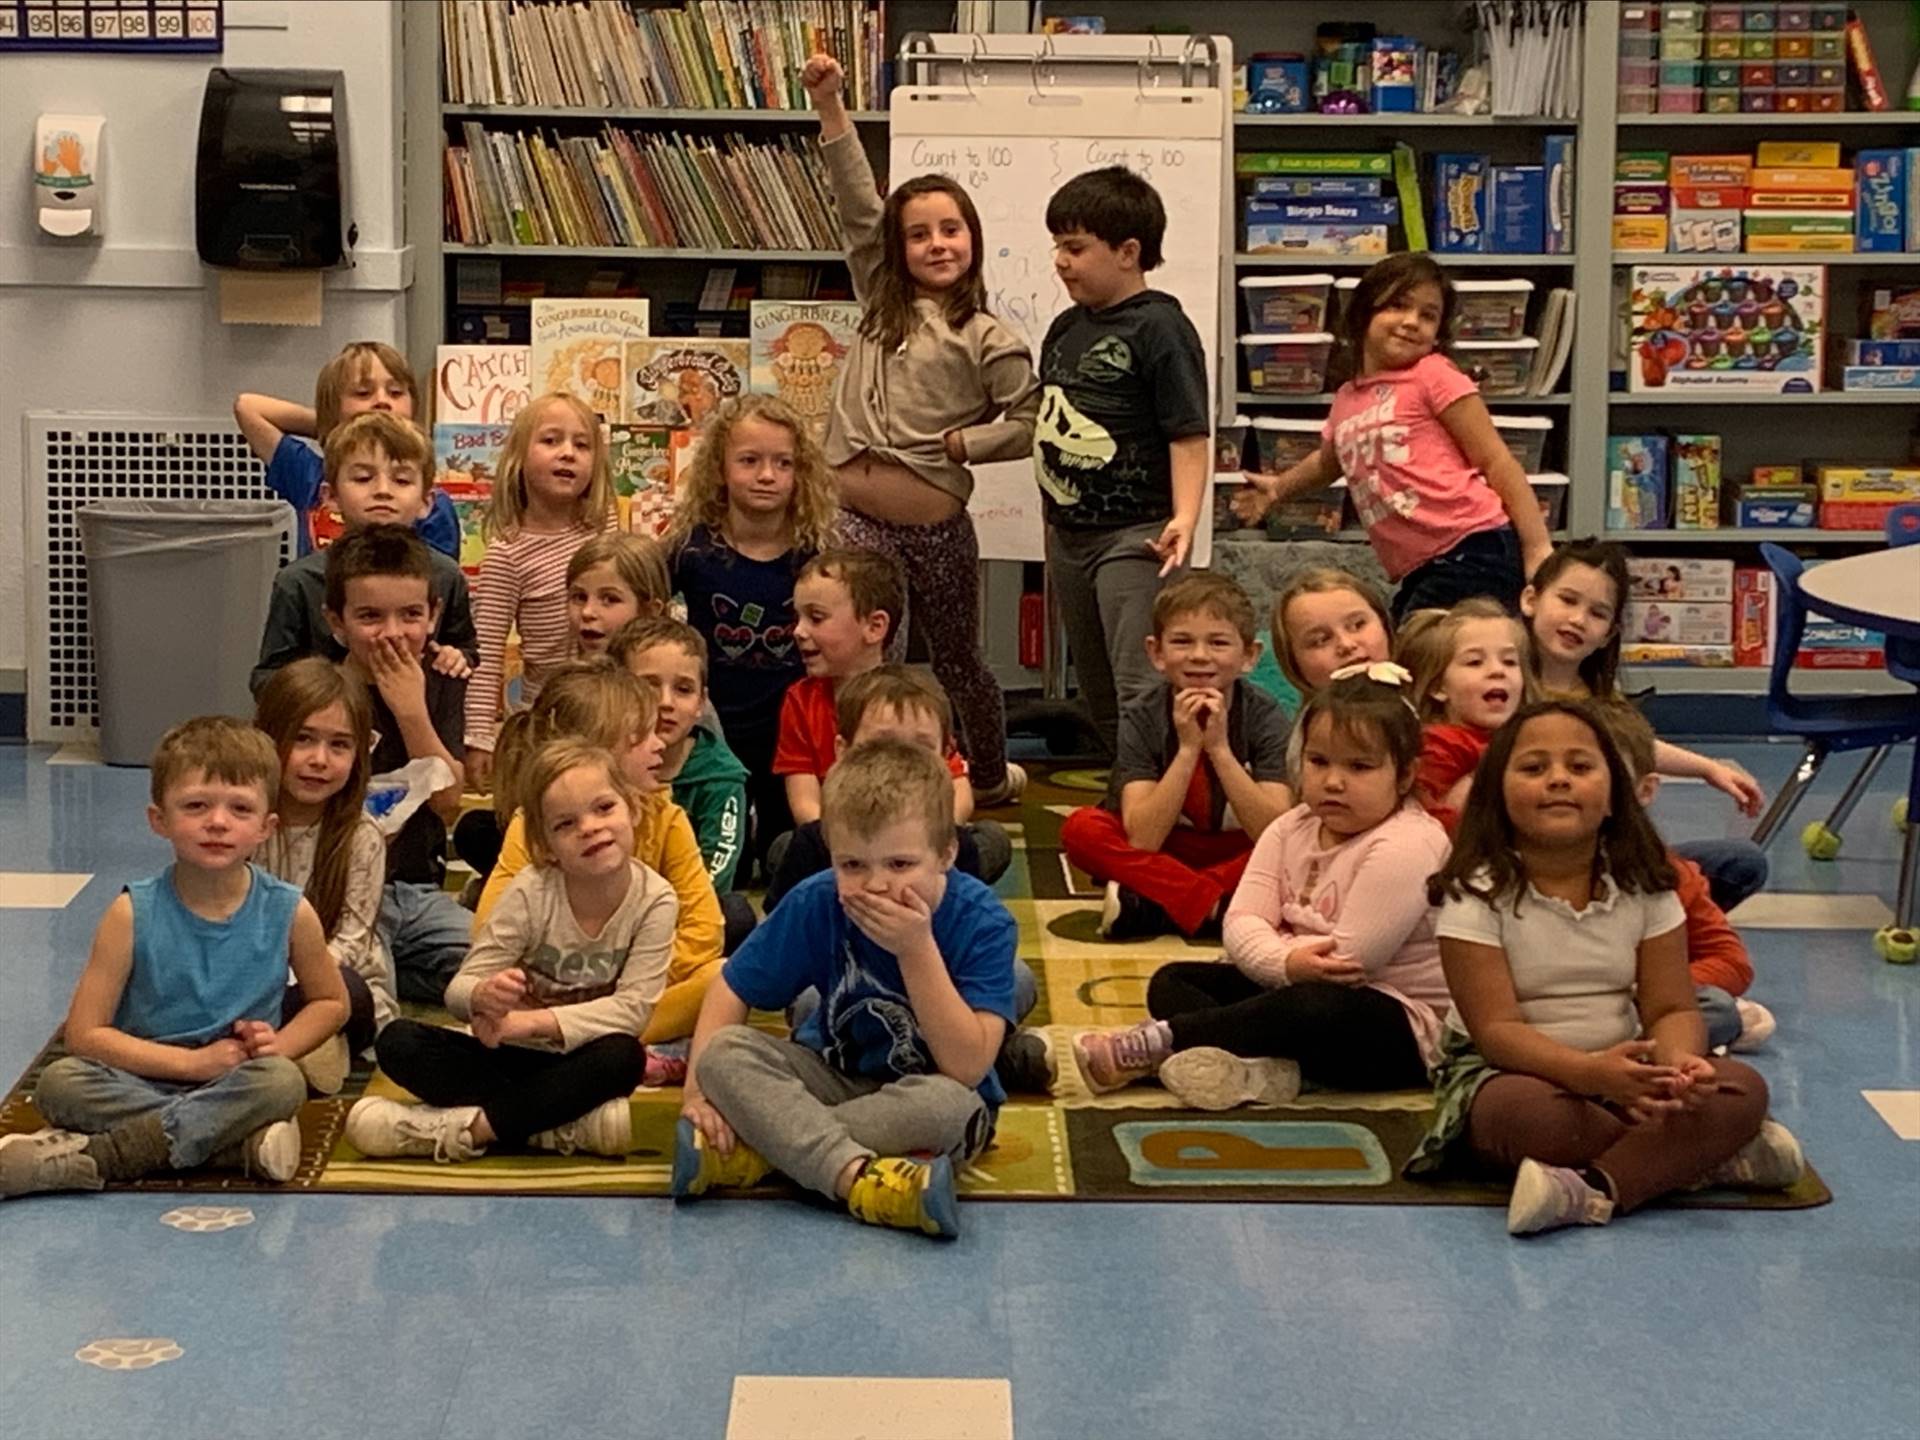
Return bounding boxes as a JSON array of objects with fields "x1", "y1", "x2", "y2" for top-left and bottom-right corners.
[{"x1": 1322, "y1": 352, "x2": 1509, "y2": 580}]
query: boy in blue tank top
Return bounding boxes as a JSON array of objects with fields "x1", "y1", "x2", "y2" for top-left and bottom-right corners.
[{"x1": 0, "y1": 719, "x2": 347, "y2": 1200}]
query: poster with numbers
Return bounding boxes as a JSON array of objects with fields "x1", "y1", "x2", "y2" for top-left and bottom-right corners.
[{"x1": 0, "y1": 0, "x2": 223, "y2": 52}]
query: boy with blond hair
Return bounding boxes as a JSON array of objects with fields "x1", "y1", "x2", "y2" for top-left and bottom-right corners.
[
  {"x1": 673, "y1": 738, "x2": 1018, "y2": 1237},
  {"x1": 2, "y1": 719, "x2": 347, "y2": 1199}
]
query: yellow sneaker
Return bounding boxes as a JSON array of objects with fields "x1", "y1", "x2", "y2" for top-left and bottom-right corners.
[
  {"x1": 670, "y1": 1117, "x2": 771, "y2": 1197},
  {"x1": 844, "y1": 1155, "x2": 959, "y2": 1238}
]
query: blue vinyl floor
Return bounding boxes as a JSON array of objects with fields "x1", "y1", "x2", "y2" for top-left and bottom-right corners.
[{"x1": 1, "y1": 740, "x2": 1915, "y2": 1438}]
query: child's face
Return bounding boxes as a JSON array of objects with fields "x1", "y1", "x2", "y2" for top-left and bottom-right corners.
[
  {"x1": 1364, "y1": 282, "x2": 1444, "y2": 370},
  {"x1": 1522, "y1": 562, "x2": 1619, "y2": 678},
  {"x1": 568, "y1": 562, "x2": 644, "y2": 655},
  {"x1": 793, "y1": 573, "x2": 886, "y2": 677},
  {"x1": 830, "y1": 814, "x2": 955, "y2": 914},
  {"x1": 326, "y1": 575, "x2": 438, "y2": 662},
  {"x1": 1052, "y1": 228, "x2": 1137, "y2": 308},
  {"x1": 539, "y1": 764, "x2": 637, "y2": 879},
  {"x1": 523, "y1": 400, "x2": 595, "y2": 511},
  {"x1": 845, "y1": 702, "x2": 945, "y2": 757},
  {"x1": 628, "y1": 643, "x2": 704, "y2": 751},
  {"x1": 723, "y1": 415, "x2": 798, "y2": 520},
  {"x1": 1146, "y1": 607, "x2": 1257, "y2": 693},
  {"x1": 899, "y1": 190, "x2": 973, "y2": 294},
  {"x1": 1432, "y1": 617, "x2": 1522, "y2": 730},
  {"x1": 282, "y1": 700, "x2": 358, "y2": 812},
  {"x1": 148, "y1": 770, "x2": 275, "y2": 872},
  {"x1": 1502, "y1": 712, "x2": 1613, "y2": 846},
  {"x1": 326, "y1": 445, "x2": 429, "y2": 530},
  {"x1": 1285, "y1": 588, "x2": 1391, "y2": 690},
  {"x1": 338, "y1": 358, "x2": 414, "y2": 421},
  {"x1": 617, "y1": 725, "x2": 667, "y2": 794},
  {"x1": 1300, "y1": 713, "x2": 1406, "y2": 839}
]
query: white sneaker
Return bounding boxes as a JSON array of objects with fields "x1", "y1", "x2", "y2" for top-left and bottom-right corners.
[
  {"x1": 345, "y1": 1098, "x2": 484, "y2": 1163},
  {"x1": 529, "y1": 1098, "x2": 632, "y2": 1157},
  {"x1": 0, "y1": 1129, "x2": 103, "y2": 1199},
  {"x1": 237, "y1": 1119, "x2": 303, "y2": 1183},
  {"x1": 1507, "y1": 1158, "x2": 1615, "y2": 1236},
  {"x1": 1730, "y1": 999, "x2": 1777, "y2": 1052},
  {"x1": 974, "y1": 763, "x2": 1027, "y2": 809},
  {"x1": 296, "y1": 1034, "x2": 350, "y2": 1096},
  {"x1": 1158, "y1": 1048, "x2": 1302, "y2": 1111},
  {"x1": 1706, "y1": 1120, "x2": 1805, "y2": 1191}
]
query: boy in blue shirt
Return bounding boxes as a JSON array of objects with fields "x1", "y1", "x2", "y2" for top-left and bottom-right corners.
[
  {"x1": 673, "y1": 738, "x2": 1018, "y2": 1238},
  {"x1": 1, "y1": 718, "x2": 347, "y2": 1200}
]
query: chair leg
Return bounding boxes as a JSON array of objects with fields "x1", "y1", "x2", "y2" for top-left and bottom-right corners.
[
  {"x1": 1895, "y1": 818, "x2": 1918, "y2": 934},
  {"x1": 1752, "y1": 740, "x2": 1827, "y2": 849},
  {"x1": 1822, "y1": 746, "x2": 1891, "y2": 835}
]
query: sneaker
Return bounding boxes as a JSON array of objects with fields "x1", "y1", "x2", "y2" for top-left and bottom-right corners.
[
  {"x1": 1730, "y1": 999, "x2": 1777, "y2": 1053},
  {"x1": 296, "y1": 1034, "x2": 350, "y2": 1096},
  {"x1": 235, "y1": 1119, "x2": 303, "y2": 1183},
  {"x1": 0, "y1": 1129, "x2": 103, "y2": 1199},
  {"x1": 1072, "y1": 1023, "x2": 1169, "y2": 1094},
  {"x1": 344, "y1": 1097, "x2": 484, "y2": 1163},
  {"x1": 845, "y1": 1155, "x2": 959, "y2": 1238},
  {"x1": 973, "y1": 763, "x2": 1027, "y2": 809},
  {"x1": 1098, "y1": 882, "x2": 1171, "y2": 941},
  {"x1": 529, "y1": 1098, "x2": 632, "y2": 1158},
  {"x1": 642, "y1": 1046, "x2": 690, "y2": 1089},
  {"x1": 1705, "y1": 1120, "x2": 1805, "y2": 1191},
  {"x1": 995, "y1": 1028, "x2": 1055, "y2": 1096},
  {"x1": 669, "y1": 1116, "x2": 771, "y2": 1198},
  {"x1": 1507, "y1": 1158, "x2": 1615, "y2": 1237},
  {"x1": 1159, "y1": 1048, "x2": 1302, "y2": 1111}
]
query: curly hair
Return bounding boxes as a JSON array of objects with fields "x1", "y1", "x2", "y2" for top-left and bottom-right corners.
[{"x1": 665, "y1": 393, "x2": 838, "y2": 555}]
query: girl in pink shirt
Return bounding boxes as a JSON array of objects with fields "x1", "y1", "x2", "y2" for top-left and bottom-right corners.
[
  {"x1": 1237, "y1": 255, "x2": 1552, "y2": 622},
  {"x1": 1072, "y1": 667, "x2": 1452, "y2": 1108}
]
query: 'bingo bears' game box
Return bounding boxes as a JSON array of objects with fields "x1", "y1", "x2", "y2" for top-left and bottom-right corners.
[{"x1": 1628, "y1": 265, "x2": 1825, "y2": 393}]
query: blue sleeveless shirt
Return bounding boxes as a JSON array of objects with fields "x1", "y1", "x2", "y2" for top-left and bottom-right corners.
[{"x1": 113, "y1": 864, "x2": 301, "y2": 1047}]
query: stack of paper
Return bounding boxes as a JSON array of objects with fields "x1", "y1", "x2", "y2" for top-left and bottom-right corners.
[{"x1": 1475, "y1": 0, "x2": 1583, "y2": 119}]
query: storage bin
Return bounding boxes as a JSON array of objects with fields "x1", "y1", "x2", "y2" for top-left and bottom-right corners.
[
  {"x1": 1660, "y1": 86, "x2": 1705, "y2": 111},
  {"x1": 1660, "y1": 34, "x2": 1705, "y2": 59},
  {"x1": 1241, "y1": 333, "x2": 1335, "y2": 395},
  {"x1": 1741, "y1": 3, "x2": 1775, "y2": 30},
  {"x1": 1810, "y1": 61, "x2": 1843, "y2": 86},
  {"x1": 1707, "y1": 32, "x2": 1745, "y2": 57},
  {"x1": 1249, "y1": 416, "x2": 1326, "y2": 474},
  {"x1": 1777, "y1": 89, "x2": 1810, "y2": 111},
  {"x1": 1808, "y1": 88, "x2": 1842, "y2": 111},
  {"x1": 1661, "y1": 59, "x2": 1705, "y2": 83},
  {"x1": 1620, "y1": 58, "x2": 1660, "y2": 86},
  {"x1": 1810, "y1": 1, "x2": 1845, "y2": 29},
  {"x1": 1493, "y1": 414, "x2": 1553, "y2": 472},
  {"x1": 1706, "y1": 88, "x2": 1742, "y2": 111},
  {"x1": 1265, "y1": 482, "x2": 1351, "y2": 541},
  {"x1": 1776, "y1": 32, "x2": 1812, "y2": 58},
  {"x1": 1777, "y1": 2, "x2": 1812, "y2": 29},
  {"x1": 1620, "y1": 34, "x2": 1661, "y2": 59},
  {"x1": 1215, "y1": 414, "x2": 1251, "y2": 476},
  {"x1": 1742, "y1": 33, "x2": 1777, "y2": 58},
  {"x1": 1239, "y1": 273, "x2": 1336, "y2": 333},
  {"x1": 1705, "y1": 59, "x2": 1743, "y2": 84},
  {"x1": 1619, "y1": 3, "x2": 1660, "y2": 32},
  {"x1": 1741, "y1": 60, "x2": 1775, "y2": 84},
  {"x1": 1777, "y1": 60, "x2": 1811, "y2": 85},
  {"x1": 1706, "y1": 2, "x2": 1744, "y2": 31},
  {"x1": 1741, "y1": 88, "x2": 1778, "y2": 110},
  {"x1": 1810, "y1": 31, "x2": 1843, "y2": 58},
  {"x1": 1663, "y1": 2, "x2": 1705, "y2": 32},
  {"x1": 1214, "y1": 478, "x2": 1261, "y2": 535},
  {"x1": 1455, "y1": 337, "x2": 1540, "y2": 396},
  {"x1": 1530, "y1": 473, "x2": 1570, "y2": 530},
  {"x1": 1620, "y1": 86, "x2": 1659, "y2": 113},
  {"x1": 1453, "y1": 279, "x2": 1535, "y2": 340}
]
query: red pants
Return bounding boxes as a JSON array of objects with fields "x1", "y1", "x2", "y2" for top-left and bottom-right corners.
[{"x1": 1060, "y1": 806, "x2": 1252, "y2": 935}]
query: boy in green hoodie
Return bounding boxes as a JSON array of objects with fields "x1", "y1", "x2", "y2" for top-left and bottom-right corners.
[{"x1": 611, "y1": 618, "x2": 755, "y2": 955}]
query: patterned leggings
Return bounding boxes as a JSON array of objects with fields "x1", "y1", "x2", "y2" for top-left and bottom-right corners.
[{"x1": 835, "y1": 506, "x2": 1008, "y2": 790}]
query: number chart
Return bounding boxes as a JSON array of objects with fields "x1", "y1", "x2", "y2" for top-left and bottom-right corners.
[{"x1": 0, "y1": 0, "x2": 223, "y2": 52}]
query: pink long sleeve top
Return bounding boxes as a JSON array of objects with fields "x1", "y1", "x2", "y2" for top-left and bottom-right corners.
[{"x1": 1222, "y1": 800, "x2": 1454, "y2": 1068}]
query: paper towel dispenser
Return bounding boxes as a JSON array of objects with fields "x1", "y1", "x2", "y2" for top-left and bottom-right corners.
[{"x1": 196, "y1": 68, "x2": 351, "y2": 269}]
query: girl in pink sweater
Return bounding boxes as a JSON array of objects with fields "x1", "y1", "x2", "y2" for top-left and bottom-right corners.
[{"x1": 1073, "y1": 666, "x2": 1452, "y2": 1108}]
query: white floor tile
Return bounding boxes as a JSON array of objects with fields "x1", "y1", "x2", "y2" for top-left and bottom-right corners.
[
  {"x1": 727, "y1": 1377, "x2": 1012, "y2": 1440},
  {"x1": 0, "y1": 872, "x2": 92, "y2": 909},
  {"x1": 1862, "y1": 1090, "x2": 1920, "y2": 1141},
  {"x1": 1727, "y1": 892, "x2": 1894, "y2": 931}
]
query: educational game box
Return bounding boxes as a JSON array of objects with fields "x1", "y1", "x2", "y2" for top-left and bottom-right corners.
[
  {"x1": 1627, "y1": 265, "x2": 1825, "y2": 393},
  {"x1": 624, "y1": 338, "x2": 748, "y2": 427},
  {"x1": 749, "y1": 300, "x2": 859, "y2": 441},
  {"x1": 530, "y1": 299, "x2": 651, "y2": 420}
]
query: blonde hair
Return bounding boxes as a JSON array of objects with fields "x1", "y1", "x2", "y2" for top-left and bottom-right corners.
[
  {"x1": 314, "y1": 341, "x2": 418, "y2": 438},
  {"x1": 322, "y1": 411, "x2": 435, "y2": 492},
  {"x1": 1403, "y1": 598, "x2": 1530, "y2": 723},
  {"x1": 150, "y1": 716, "x2": 279, "y2": 809},
  {"x1": 491, "y1": 660, "x2": 657, "y2": 825},
  {"x1": 566, "y1": 531, "x2": 670, "y2": 612},
  {"x1": 253, "y1": 658, "x2": 376, "y2": 936},
  {"x1": 821, "y1": 737, "x2": 956, "y2": 854},
  {"x1": 484, "y1": 392, "x2": 615, "y2": 540},
  {"x1": 665, "y1": 393, "x2": 838, "y2": 555},
  {"x1": 1272, "y1": 568, "x2": 1394, "y2": 693},
  {"x1": 519, "y1": 738, "x2": 638, "y2": 867}
]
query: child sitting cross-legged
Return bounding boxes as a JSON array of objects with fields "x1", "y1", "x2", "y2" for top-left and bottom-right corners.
[
  {"x1": 1060, "y1": 573, "x2": 1294, "y2": 940},
  {"x1": 3, "y1": 719, "x2": 347, "y2": 1200},
  {"x1": 672, "y1": 739, "x2": 1018, "y2": 1238},
  {"x1": 347, "y1": 738, "x2": 675, "y2": 1162}
]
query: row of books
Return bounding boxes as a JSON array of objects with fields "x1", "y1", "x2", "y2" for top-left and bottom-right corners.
[
  {"x1": 445, "y1": 122, "x2": 841, "y2": 251},
  {"x1": 441, "y1": 0, "x2": 887, "y2": 112}
]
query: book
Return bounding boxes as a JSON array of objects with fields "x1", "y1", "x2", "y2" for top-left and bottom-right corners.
[
  {"x1": 623, "y1": 337, "x2": 748, "y2": 425},
  {"x1": 1544, "y1": 134, "x2": 1575, "y2": 254},
  {"x1": 1234, "y1": 152, "x2": 1395, "y2": 177},
  {"x1": 607, "y1": 423, "x2": 679, "y2": 537},
  {"x1": 433, "y1": 421, "x2": 513, "y2": 574},
  {"x1": 432, "y1": 344, "x2": 530, "y2": 425},
  {"x1": 749, "y1": 300, "x2": 860, "y2": 440},
  {"x1": 1490, "y1": 166, "x2": 1546, "y2": 252},
  {"x1": 1244, "y1": 199, "x2": 1401, "y2": 225},
  {"x1": 530, "y1": 299, "x2": 652, "y2": 419},
  {"x1": 1845, "y1": 15, "x2": 1890, "y2": 110}
]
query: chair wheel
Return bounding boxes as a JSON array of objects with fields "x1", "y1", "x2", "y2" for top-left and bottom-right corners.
[
  {"x1": 1801, "y1": 821, "x2": 1842, "y2": 861},
  {"x1": 1874, "y1": 927, "x2": 1917, "y2": 964},
  {"x1": 1895, "y1": 798, "x2": 1910, "y2": 832}
]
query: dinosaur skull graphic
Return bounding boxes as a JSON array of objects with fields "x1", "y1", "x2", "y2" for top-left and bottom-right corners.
[{"x1": 1034, "y1": 386, "x2": 1117, "y2": 507}]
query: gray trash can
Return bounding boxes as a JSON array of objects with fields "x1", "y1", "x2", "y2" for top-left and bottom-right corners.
[{"x1": 79, "y1": 499, "x2": 293, "y2": 766}]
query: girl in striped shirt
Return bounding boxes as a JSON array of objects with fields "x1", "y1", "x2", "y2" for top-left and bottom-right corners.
[{"x1": 465, "y1": 392, "x2": 613, "y2": 787}]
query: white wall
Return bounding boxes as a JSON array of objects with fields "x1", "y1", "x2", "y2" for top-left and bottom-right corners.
[{"x1": 0, "y1": 0, "x2": 411, "y2": 688}]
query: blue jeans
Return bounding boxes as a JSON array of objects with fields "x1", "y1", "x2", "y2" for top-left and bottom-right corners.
[
  {"x1": 787, "y1": 957, "x2": 1039, "y2": 1035},
  {"x1": 1390, "y1": 526, "x2": 1524, "y2": 622},
  {"x1": 35, "y1": 1055, "x2": 305, "y2": 1170},
  {"x1": 1696, "y1": 985, "x2": 1742, "y2": 1051},
  {"x1": 1673, "y1": 838, "x2": 1769, "y2": 914},
  {"x1": 379, "y1": 879, "x2": 475, "y2": 1004}
]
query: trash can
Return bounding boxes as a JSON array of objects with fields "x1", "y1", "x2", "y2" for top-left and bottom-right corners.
[{"x1": 79, "y1": 499, "x2": 293, "y2": 766}]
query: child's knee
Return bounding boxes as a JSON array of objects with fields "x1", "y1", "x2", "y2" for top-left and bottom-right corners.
[
  {"x1": 245, "y1": 1056, "x2": 308, "y2": 1114},
  {"x1": 694, "y1": 1024, "x2": 764, "y2": 1087},
  {"x1": 1059, "y1": 805, "x2": 1120, "y2": 863},
  {"x1": 33, "y1": 1056, "x2": 103, "y2": 1121},
  {"x1": 1708, "y1": 1056, "x2": 1771, "y2": 1125}
]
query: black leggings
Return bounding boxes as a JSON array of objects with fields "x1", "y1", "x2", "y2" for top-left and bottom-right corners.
[
  {"x1": 374, "y1": 1021, "x2": 646, "y2": 1144},
  {"x1": 1145, "y1": 965, "x2": 1428, "y2": 1092}
]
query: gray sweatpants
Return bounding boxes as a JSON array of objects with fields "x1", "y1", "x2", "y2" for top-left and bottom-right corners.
[
  {"x1": 695, "y1": 1026, "x2": 992, "y2": 1199},
  {"x1": 1046, "y1": 519, "x2": 1172, "y2": 758}
]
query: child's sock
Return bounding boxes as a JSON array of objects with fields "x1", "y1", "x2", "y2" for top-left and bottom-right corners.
[
  {"x1": 84, "y1": 1112, "x2": 169, "y2": 1181},
  {"x1": 844, "y1": 1155, "x2": 959, "y2": 1239}
]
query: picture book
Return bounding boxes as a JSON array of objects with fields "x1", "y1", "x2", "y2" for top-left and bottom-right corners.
[
  {"x1": 432, "y1": 344, "x2": 531, "y2": 424},
  {"x1": 433, "y1": 421, "x2": 513, "y2": 574},
  {"x1": 749, "y1": 300, "x2": 859, "y2": 439},
  {"x1": 623, "y1": 338, "x2": 748, "y2": 426},
  {"x1": 530, "y1": 299, "x2": 651, "y2": 420}
]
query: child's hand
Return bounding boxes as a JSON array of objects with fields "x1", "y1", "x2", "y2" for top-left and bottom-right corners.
[
  {"x1": 844, "y1": 885, "x2": 937, "y2": 958},
  {"x1": 802, "y1": 54, "x2": 844, "y2": 100},
  {"x1": 1194, "y1": 687, "x2": 1230, "y2": 754},
  {"x1": 1583, "y1": 1040, "x2": 1683, "y2": 1115},
  {"x1": 1658, "y1": 1052, "x2": 1718, "y2": 1110},
  {"x1": 191, "y1": 1037, "x2": 250, "y2": 1080},
  {"x1": 943, "y1": 429, "x2": 967, "y2": 463},
  {"x1": 682, "y1": 1092, "x2": 738, "y2": 1156},
  {"x1": 1284, "y1": 934, "x2": 1366, "y2": 985},
  {"x1": 470, "y1": 968, "x2": 529, "y2": 1019},
  {"x1": 232, "y1": 1018, "x2": 287, "y2": 1058},
  {"x1": 1703, "y1": 760, "x2": 1765, "y2": 818},
  {"x1": 466, "y1": 747, "x2": 493, "y2": 791},
  {"x1": 1147, "y1": 515, "x2": 1194, "y2": 577},
  {"x1": 1230, "y1": 480, "x2": 1274, "y2": 527},
  {"x1": 428, "y1": 643, "x2": 474, "y2": 681},
  {"x1": 470, "y1": 1011, "x2": 506, "y2": 1049},
  {"x1": 1522, "y1": 537, "x2": 1554, "y2": 586},
  {"x1": 366, "y1": 634, "x2": 429, "y2": 719},
  {"x1": 1170, "y1": 687, "x2": 1209, "y2": 752}
]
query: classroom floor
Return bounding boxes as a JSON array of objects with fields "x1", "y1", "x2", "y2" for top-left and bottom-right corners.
[{"x1": 1, "y1": 738, "x2": 1915, "y2": 1439}]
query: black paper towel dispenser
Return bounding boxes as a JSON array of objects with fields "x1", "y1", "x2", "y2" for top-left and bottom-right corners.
[{"x1": 196, "y1": 68, "x2": 351, "y2": 269}]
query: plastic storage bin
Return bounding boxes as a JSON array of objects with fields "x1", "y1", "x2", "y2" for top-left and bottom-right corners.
[
  {"x1": 79, "y1": 499, "x2": 293, "y2": 766},
  {"x1": 1249, "y1": 416, "x2": 1324, "y2": 474},
  {"x1": 1239, "y1": 274, "x2": 1336, "y2": 333},
  {"x1": 1241, "y1": 333, "x2": 1335, "y2": 395},
  {"x1": 1493, "y1": 414, "x2": 1553, "y2": 472},
  {"x1": 1265, "y1": 480, "x2": 1351, "y2": 540},
  {"x1": 1215, "y1": 415, "x2": 1251, "y2": 476},
  {"x1": 1530, "y1": 473, "x2": 1570, "y2": 529},
  {"x1": 1453, "y1": 279, "x2": 1535, "y2": 340},
  {"x1": 1455, "y1": 337, "x2": 1541, "y2": 396}
]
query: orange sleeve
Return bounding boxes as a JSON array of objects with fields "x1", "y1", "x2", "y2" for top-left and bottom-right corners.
[{"x1": 1675, "y1": 855, "x2": 1753, "y2": 996}]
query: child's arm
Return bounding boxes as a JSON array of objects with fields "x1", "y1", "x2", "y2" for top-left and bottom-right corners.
[
  {"x1": 680, "y1": 972, "x2": 753, "y2": 1152},
  {"x1": 691, "y1": 773, "x2": 748, "y2": 895},
  {"x1": 1439, "y1": 774, "x2": 1473, "y2": 815},
  {"x1": 335, "y1": 822, "x2": 398, "y2": 1026},
  {"x1": 1320, "y1": 824, "x2": 1450, "y2": 976},
  {"x1": 251, "y1": 570, "x2": 314, "y2": 697},
  {"x1": 1148, "y1": 435, "x2": 1210, "y2": 578},
  {"x1": 948, "y1": 325, "x2": 1040, "y2": 465},
  {"x1": 236, "y1": 901, "x2": 348, "y2": 1061},
  {"x1": 785, "y1": 773, "x2": 823, "y2": 828},
  {"x1": 463, "y1": 541, "x2": 523, "y2": 784},
  {"x1": 437, "y1": 573, "x2": 483, "y2": 670},
  {"x1": 1676, "y1": 856, "x2": 1753, "y2": 996},
  {"x1": 803, "y1": 55, "x2": 884, "y2": 301},
  {"x1": 1630, "y1": 921, "x2": 1718, "y2": 1119},
  {"x1": 1437, "y1": 392, "x2": 1553, "y2": 582},
  {"x1": 773, "y1": 684, "x2": 825, "y2": 826},
  {"x1": 651, "y1": 803, "x2": 726, "y2": 997},
  {"x1": 366, "y1": 636, "x2": 465, "y2": 823},
  {"x1": 1652, "y1": 738, "x2": 1765, "y2": 818},
  {"x1": 445, "y1": 880, "x2": 527, "y2": 1020},
  {"x1": 845, "y1": 889, "x2": 1004, "y2": 1085},
  {"x1": 1200, "y1": 699, "x2": 1291, "y2": 840},
  {"x1": 952, "y1": 772, "x2": 974, "y2": 826},
  {"x1": 233, "y1": 392, "x2": 315, "y2": 465},
  {"x1": 1118, "y1": 691, "x2": 1207, "y2": 852},
  {"x1": 1235, "y1": 441, "x2": 1343, "y2": 523},
  {"x1": 1222, "y1": 824, "x2": 1312, "y2": 985}
]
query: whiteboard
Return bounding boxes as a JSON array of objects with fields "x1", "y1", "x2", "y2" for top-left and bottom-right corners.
[{"x1": 890, "y1": 83, "x2": 1226, "y2": 564}]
